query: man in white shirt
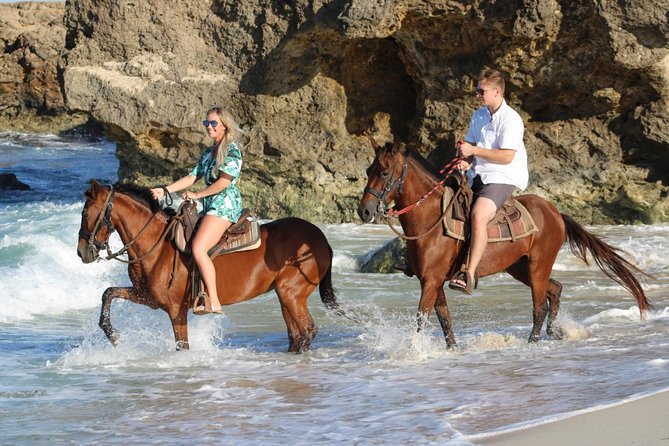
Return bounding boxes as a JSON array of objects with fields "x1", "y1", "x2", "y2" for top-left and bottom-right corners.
[{"x1": 449, "y1": 69, "x2": 528, "y2": 294}]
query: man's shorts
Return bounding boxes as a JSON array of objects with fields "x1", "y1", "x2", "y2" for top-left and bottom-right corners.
[{"x1": 472, "y1": 176, "x2": 516, "y2": 210}]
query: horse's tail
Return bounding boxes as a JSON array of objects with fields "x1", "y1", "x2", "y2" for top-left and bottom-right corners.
[
  {"x1": 319, "y1": 244, "x2": 365, "y2": 323},
  {"x1": 561, "y1": 213, "x2": 653, "y2": 317},
  {"x1": 319, "y1": 244, "x2": 339, "y2": 311}
]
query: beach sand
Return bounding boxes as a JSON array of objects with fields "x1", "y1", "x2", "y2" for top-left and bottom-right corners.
[{"x1": 475, "y1": 389, "x2": 669, "y2": 446}]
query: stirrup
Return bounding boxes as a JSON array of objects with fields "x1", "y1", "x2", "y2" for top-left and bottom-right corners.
[
  {"x1": 448, "y1": 270, "x2": 474, "y2": 295},
  {"x1": 192, "y1": 291, "x2": 209, "y2": 315}
]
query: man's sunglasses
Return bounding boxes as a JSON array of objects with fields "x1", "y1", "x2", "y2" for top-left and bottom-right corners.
[{"x1": 203, "y1": 120, "x2": 219, "y2": 128}]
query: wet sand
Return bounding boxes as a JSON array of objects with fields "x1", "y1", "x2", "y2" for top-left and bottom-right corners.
[{"x1": 475, "y1": 389, "x2": 669, "y2": 446}]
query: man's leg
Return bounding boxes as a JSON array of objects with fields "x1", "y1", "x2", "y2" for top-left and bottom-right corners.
[
  {"x1": 466, "y1": 196, "x2": 497, "y2": 278},
  {"x1": 450, "y1": 196, "x2": 497, "y2": 291}
]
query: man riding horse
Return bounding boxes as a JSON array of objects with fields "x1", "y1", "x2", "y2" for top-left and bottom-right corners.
[{"x1": 449, "y1": 68, "x2": 529, "y2": 295}]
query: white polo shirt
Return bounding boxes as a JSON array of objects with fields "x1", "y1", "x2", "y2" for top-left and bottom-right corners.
[{"x1": 464, "y1": 100, "x2": 528, "y2": 190}]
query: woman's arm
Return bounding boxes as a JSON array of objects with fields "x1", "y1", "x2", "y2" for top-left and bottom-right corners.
[
  {"x1": 183, "y1": 173, "x2": 232, "y2": 200},
  {"x1": 150, "y1": 175, "x2": 198, "y2": 200}
]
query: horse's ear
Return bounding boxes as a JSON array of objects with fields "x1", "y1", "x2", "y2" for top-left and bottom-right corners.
[
  {"x1": 86, "y1": 179, "x2": 101, "y2": 198},
  {"x1": 369, "y1": 136, "x2": 381, "y2": 151},
  {"x1": 390, "y1": 139, "x2": 403, "y2": 154}
]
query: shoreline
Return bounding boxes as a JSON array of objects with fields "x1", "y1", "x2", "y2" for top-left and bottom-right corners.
[{"x1": 469, "y1": 388, "x2": 669, "y2": 446}]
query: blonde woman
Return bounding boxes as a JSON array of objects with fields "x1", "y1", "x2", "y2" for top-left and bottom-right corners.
[{"x1": 150, "y1": 106, "x2": 244, "y2": 314}]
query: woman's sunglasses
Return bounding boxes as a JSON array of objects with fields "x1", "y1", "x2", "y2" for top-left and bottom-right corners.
[{"x1": 203, "y1": 120, "x2": 219, "y2": 128}]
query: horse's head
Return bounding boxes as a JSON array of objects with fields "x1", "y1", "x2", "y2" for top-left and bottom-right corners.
[
  {"x1": 77, "y1": 179, "x2": 116, "y2": 263},
  {"x1": 357, "y1": 138, "x2": 408, "y2": 223}
]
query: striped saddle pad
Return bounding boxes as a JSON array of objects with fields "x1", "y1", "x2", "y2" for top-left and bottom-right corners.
[
  {"x1": 207, "y1": 209, "x2": 262, "y2": 258},
  {"x1": 170, "y1": 207, "x2": 261, "y2": 257}
]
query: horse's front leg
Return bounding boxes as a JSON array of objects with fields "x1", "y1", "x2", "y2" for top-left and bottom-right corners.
[
  {"x1": 416, "y1": 277, "x2": 439, "y2": 333},
  {"x1": 434, "y1": 286, "x2": 456, "y2": 348},
  {"x1": 99, "y1": 286, "x2": 140, "y2": 346},
  {"x1": 170, "y1": 311, "x2": 190, "y2": 351}
]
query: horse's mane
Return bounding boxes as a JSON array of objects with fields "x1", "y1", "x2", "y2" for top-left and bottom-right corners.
[
  {"x1": 113, "y1": 182, "x2": 174, "y2": 216},
  {"x1": 406, "y1": 148, "x2": 462, "y2": 189}
]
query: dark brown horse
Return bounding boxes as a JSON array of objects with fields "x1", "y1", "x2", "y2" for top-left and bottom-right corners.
[
  {"x1": 358, "y1": 140, "x2": 652, "y2": 346},
  {"x1": 77, "y1": 180, "x2": 338, "y2": 352}
]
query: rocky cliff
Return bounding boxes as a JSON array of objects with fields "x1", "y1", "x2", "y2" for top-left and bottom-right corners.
[{"x1": 2, "y1": 1, "x2": 669, "y2": 223}]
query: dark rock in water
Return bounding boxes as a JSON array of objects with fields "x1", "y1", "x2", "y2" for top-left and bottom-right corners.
[
  {"x1": 0, "y1": 173, "x2": 31, "y2": 190},
  {"x1": 360, "y1": 237, "x2": 407, "y2": 274}
]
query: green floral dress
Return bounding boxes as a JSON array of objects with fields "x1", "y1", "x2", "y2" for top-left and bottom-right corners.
[{"x1": 189, "y1": 142, "x2": 243, "y2": 222}]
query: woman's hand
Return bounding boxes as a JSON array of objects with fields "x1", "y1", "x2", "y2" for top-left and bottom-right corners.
[
  {"x1": 149, "y1": 187, "x2": 164, "y2": 200},
  {"x1": 182, "y1": 190, "x2": 199, "y2": 201}
]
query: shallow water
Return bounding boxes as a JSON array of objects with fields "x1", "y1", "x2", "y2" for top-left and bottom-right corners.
[{"x1": 1, "y1": 132, "x2": 668, "y2": 445}]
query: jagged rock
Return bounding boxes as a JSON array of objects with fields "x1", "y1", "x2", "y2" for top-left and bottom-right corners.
[
  {"x1": 0, "y1": 173, "x2": 30, "y2": 191},
  {"x1": 2, "y1": 1, "x2": 669, "y2": 224},
  {"x1": 0, "y1": 3, "x2": 89, "y2": 133}
]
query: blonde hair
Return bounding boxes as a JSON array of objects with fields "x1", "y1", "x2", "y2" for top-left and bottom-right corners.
[
  {"x1": 207, "y1": 105, "x2": 243, "y2": 174},
  {"x1": 479, "y1": 69, "x2": 505, "y2": 95}
]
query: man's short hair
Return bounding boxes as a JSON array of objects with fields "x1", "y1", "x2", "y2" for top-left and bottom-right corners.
[{"x1": 479, "y1": 69, "x2": 505, "y2": 94}]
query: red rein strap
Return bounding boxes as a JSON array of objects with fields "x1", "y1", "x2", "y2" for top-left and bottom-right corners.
[{"x1": 385, "y1": 155, "x2": 465, "y2": 217}]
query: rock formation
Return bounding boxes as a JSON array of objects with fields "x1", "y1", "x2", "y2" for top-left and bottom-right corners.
[
  {"x1": 2, "y1": 1, "x2": 669, "y2": 224},
  {"x1": 0, "y1": 2, "x2": 89, "y2": 133}
]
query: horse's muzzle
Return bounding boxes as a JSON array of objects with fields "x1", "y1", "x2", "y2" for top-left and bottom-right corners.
[
  {"x1": 357, "y1": 201, "x2": 377, "y2": 224},
  {"x1": 77, "y1": 239, "x2": 99, "y2": 264}
]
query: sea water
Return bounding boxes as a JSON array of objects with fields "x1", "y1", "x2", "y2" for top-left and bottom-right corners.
[{"x1": 0, "y1": 131, "x2": 667, "y2": 445}]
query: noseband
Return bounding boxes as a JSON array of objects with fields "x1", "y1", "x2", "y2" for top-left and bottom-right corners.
[
  {"x1": 79, "y1": 187, "x2": 116, "y2": 254},
  {"x1": 363, "y1": 151, "x2": 409, "y2": 215}
]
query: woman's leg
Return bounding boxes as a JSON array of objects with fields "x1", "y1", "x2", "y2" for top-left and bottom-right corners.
[{"x1": 191, "y1": 215, "x2": 232, "y2": 312}]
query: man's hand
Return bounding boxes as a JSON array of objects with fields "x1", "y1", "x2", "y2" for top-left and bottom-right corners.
[{"x1": 458, "y1": 141, "x2": 477, "y2": 158}]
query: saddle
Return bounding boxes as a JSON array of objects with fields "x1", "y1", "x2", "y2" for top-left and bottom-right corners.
[
  {"x1": 441, "y1": 182, "x2": 538, "y2": 243},
  {"x1": 168, "y1": 201, "x2": 261, "y2": 258},
  {"x1": 165, "y1": 202, "x2": 262, "y2": 311}
]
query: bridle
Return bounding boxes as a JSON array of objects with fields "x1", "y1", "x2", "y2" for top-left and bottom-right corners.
[
  {"x1": 363, "y1": 151, "x2": 468, "y2": 240},
  {"x1": 362, "y1": 150, "x2": 409, "y2": 216},
  {"x1": 79, "y1": 186, "x2": 172, "y2": 263},
  {"x1": 79, "y1": 186, "x2": 116, "y2": 254}
]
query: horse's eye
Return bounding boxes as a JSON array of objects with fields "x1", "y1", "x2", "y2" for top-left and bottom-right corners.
[{"x1": 380, "y1": 171, "x2": 389, "y2": 178}]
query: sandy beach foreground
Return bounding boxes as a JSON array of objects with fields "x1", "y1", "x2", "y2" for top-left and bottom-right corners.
[{"x1": 474, "y1": 389, "x2": 669, "y2": 446}]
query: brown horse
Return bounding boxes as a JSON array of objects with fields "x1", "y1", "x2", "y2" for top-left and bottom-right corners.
[
  {"x1": 77, "y1": 180, "x2": 339, "y2": 352},
  {"x1": 358, "y1": 140, "x2": 652, "y2": 346}
]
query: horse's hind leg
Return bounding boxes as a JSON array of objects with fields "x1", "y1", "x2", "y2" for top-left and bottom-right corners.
[
  {"x1": 276, "y1": 286, "x2": 318, "y2": 354},
  {"x1": 280, "y1": 304, "x2": 302, "y2": 353},
  {"x1": 505, "y1": 260, "x2": 550, "y2": 342},
  {"x1": 99, "y1": 286, "x2": 138, "y2": 346},
  {"x1": 546, "y1": 278, "x2": 562, "y2": 338}
]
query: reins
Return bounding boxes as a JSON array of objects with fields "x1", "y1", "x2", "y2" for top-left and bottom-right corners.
[
  {"x1": 381, "y1": 155, "x2": 467, "y2": 241},
  {"x1": 86, "y1": 186, "x2": 177, "y2": 264},
  {"x1": 385, "y1": 156, "x2": 465, "y2": 217},
  {"x1": 104, "y1": 214, "x2": 176, "y2": 264}
]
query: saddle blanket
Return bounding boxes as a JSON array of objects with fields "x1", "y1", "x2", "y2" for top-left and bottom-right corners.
[
  {"x1": 170, "y1": 204, "x2": 262, "y2": 257},
  {"x1": 441, "y1": 190, "x2": 538, "y2": 242},
  {"x1": 208, "y1": 218, "x2": 261, "y2": 258}
]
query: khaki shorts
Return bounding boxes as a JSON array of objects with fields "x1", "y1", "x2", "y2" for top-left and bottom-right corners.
[{"x1": 472, "y1": 176, "x2": 516, "y2": 210}]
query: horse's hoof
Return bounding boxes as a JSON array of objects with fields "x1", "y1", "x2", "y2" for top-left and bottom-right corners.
[
  {"x1": 108, "y1": 331, "x2": 120, "y2": 346},
  {"x1": 527, "y1": 334, "x2": 540, "y2": 343},
  {"x1": 548, "y1": 326, "x2": 564, "y2": 340}
]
